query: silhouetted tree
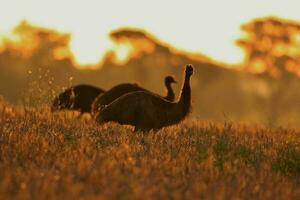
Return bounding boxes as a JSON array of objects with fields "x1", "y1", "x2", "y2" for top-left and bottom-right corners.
[
  {"x1": 0, "y1": 21, "x2": 77, "y2": 104},
  {"x1": 237, "y1": 17, "x2": 300, "y2": 125}
]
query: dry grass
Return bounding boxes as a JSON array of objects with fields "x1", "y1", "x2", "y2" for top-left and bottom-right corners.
[{"x1": 0, "y1": 101, "x2": 300, "y2": 200}]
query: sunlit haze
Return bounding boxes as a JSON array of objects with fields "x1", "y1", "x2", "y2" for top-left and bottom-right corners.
[{"x1": 1, "y1": 0, "x2": 300, "y2": 66}]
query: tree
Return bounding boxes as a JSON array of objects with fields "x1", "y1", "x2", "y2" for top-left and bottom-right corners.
[
  {"x1": 237, "y1": 17, "x2": 300, "y2": 125},
  {"x1": 0, "y1": 21, "x2": 76, "y2": 104},
  {"x1": 237, "y1": 17, "x2": 300, "y2": 77}
]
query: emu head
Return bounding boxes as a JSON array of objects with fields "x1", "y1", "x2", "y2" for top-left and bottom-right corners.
[
  {"x1": 185, "y1": 64, "x2": 194, "y2": 76},
  {"x1": 51, "y1": 89, "x2": 75, "y2": 111},
  {"x1": 165, "y1": 75, "x2": 177, "y2": 85}
]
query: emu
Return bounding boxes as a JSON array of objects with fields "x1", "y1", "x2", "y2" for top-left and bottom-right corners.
[
  {"x1": 91, "y1": 75, "x2": 177, "y2": 116},
  {"x1": 95, "y1": 64, "x2": 193, "y2": 131},
  {"x1": 52, "y1": 84, "x2": 105, "y2": 114}
]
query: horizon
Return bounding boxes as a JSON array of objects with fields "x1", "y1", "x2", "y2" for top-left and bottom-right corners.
[
  {"x1": 0, "y1": 0, "x2": 300, "y2": 65},
  {"x1": 1, "y1": 0, "x2": 300, "y2": 66}
]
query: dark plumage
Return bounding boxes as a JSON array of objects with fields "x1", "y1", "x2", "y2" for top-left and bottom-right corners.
[
  {"x1": 95, "y1": 65, "x2": 194, "y2": 131},
  {"x1": 51, "y1": 84, "x2": 105, "y2": 114},
  {"x1": 91, "y1": 75, "x2": 177, "y2": 115}
]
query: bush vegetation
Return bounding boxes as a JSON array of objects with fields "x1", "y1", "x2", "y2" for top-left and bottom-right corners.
[{"x1": 0, "y1": 101, "x2": 300, "y2": 199}]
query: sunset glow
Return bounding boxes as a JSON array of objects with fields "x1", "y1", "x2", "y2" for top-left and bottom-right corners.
[
  {"x1": 112, "y1": 43, "x2": 135, "y2": 64},
  {"x1": 1, "y1": 0, "x2": 300, "y2": 66}
]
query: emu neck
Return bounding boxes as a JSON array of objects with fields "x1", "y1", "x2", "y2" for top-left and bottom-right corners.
[
  {"x1": 165, "y1": 82, "x2": 175, "y2": 101},
  {"x1": 179, "y1": 74, "x2": 191, "y2": 106},
  {"x1": 164, "y1": 74, "x2": 191, "y2": 126}
]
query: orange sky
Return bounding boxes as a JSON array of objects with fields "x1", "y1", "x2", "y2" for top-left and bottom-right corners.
[{"x1": 1, "y1": 0, "x2": 300, "y2": 65}]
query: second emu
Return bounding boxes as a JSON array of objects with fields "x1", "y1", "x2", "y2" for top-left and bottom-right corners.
[
  {"x1": 95, "y1": 64, "x2": 194, "y2": 131},
  {"x1": 52, "y1": 84, "x2": 105, "y2": 115},
  {"x1": 91, "y1": 75, "x2": 177, "y2": 116}
]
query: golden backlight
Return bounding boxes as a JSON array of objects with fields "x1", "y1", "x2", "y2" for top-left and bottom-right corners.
[
  {"x1": 1, "y1": 0, "x2": 300, "y2": 66},
  {"x1": 112, "y1": 43, "x2": 135, "y2": 65}
]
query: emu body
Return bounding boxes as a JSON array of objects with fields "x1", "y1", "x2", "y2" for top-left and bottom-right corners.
[
  {"x1": 96, "y1": 65, "x2": 193, "y2": 131},
  {"x1": 52, "y1": 84, "x2": 105, "y2": 114},
  {"x1": 91, "y1": 75, "x2": 176, "y2": 115}
]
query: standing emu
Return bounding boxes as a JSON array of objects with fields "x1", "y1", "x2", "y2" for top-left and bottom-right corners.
[
  {"x1": 52, "y1": 84, "x2": 105, "y2": 114},
  {"x1": 95, "y1": 65, "x2": 194, "y2": 131},
  {"x1": 91, "y1": 75, "x2": 177, "y2": 116}
]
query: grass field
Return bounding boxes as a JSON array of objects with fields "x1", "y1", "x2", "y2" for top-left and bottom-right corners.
[{"x1": 0, "y1": 101, "x2": 300, "y2": 199}]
